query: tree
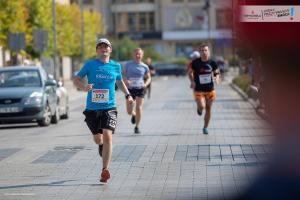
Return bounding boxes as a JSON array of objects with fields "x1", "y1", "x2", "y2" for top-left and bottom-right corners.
[
  {"x1": 0, "y1": 0, "x2": 29, "y2": 49},
  {"x1": 0, "y1": 0, "x2": 104, "y2": 61},
  {"x1": 111, "y1": 37, "x2": 138, "y2": 61},
  {"x1": 143, "y1": 47, "x2": 162, "y2": 62},
  {"x1": 83, "y1": 10, "x2": 103, "y2": 59},
  {"x1": 25, "y1": 0, "x2": 52, "y2": 56},
  {"x1": 56, "y1": 3, "x2": 81, "y2": 57}
]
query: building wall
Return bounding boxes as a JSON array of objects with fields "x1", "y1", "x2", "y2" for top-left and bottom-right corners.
[
  {"x1": 78, "y1": 0, "x2": 233, "y2": 58},
  {"x1": 161, "y1": 0, "x2": 233, "y2": 58}
]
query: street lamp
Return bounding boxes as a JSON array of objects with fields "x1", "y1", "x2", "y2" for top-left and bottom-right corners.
[
  {"x1": 79, "y1": 0, "x2": 85, "y2": 62},
  {"x1": 52, "y1": 0, "x2": 59, "y2": 79},
  {"x1": 203, "y1": 0, "x2": 211, "y2": 41}
]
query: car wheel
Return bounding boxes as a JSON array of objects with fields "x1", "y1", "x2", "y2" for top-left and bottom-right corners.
[
  {"x1": 60, "y1": 106, "x2": 69, "y2": 119},
  {"x1": 37, "y1": 104, "x2": 51, "y2": 126},
  {"x1": 51, "y1": 107, "x2": 60, "y2": 124}
]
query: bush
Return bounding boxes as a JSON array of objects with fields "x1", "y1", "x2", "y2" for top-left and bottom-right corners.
[
  {"x1": 169, "y1": 57, "x2": 188, "y2": 65},
  {"x1": 233, "y1": 74, "x2": 251, "y2": 95}
]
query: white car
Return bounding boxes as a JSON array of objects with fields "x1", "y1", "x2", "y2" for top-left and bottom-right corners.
[{"x1": 56, "y1": 81, "x2": 69, "y2": 119}]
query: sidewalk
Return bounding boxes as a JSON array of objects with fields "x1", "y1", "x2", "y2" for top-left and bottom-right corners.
[{"x1": 0, "y1": 73, "x2": 272, "y2": 200}]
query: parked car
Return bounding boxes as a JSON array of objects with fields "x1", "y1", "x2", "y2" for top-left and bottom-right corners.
[
  {"x1": 56, "y1": 81, "x2": 69, "y2": 119},
  {"x1": 152, "y1": 63, "x2": 186, "y2": 76},
  {"x1": 0, "y1": 66, "x2": 59, "y2": 126}
]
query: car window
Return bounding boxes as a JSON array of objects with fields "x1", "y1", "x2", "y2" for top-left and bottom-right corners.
[{"x1": 0, "y1": 70, "x2": 42, "y2": 88}]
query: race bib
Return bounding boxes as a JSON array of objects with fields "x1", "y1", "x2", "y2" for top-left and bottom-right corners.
[
  {"x1": 199, "y1": 74, "x2": 212, "y2": 84},
  {"x1": 129, "y1": 77, "x2": 144, "y2": 88},
  {"x1": 92, "y1": 89, "x2": 109, "y2": 103}
]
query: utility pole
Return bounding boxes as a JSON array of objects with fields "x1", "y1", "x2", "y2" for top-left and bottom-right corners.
[
  {"x1": 79, "y1": 0, "x2": 85, "y2": 62},
  {"x1": 203, "y1": 0, "x2": 211, "y2": 42},
  {"x1": 52, "y1": 0, "x2": 59, "y2": 80}
]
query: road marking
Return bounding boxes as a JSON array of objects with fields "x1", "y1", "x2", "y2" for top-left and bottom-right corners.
[{"x1": 4, "y1": 193, "x2": 36, "y2": 196}]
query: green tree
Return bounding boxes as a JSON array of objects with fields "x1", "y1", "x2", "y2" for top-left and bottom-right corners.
[
  {"x1": 0, "y1": 0, "x2": 29, "y2": 49},
  {"x1": 0, "y1": 0, "x2": 104, "y2": 61},
  {"x1": 111, "y1": 37, "x2": 138, "y2": 61},
  {"x1": 143, "y1": 47, "x2": 162, "y2": 62},
  {"x1": 83, "y1": 10, "x2": 103, "y2": 59},
  {"x1": 25, "y1": 0, "x2": 52, "y2": 56},
  {"x1": 56, "y1": 4, "x2": 81, "y2": 57}
]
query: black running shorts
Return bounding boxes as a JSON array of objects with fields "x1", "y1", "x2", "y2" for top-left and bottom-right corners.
[
  {"x1": 83, "y1": 108, "x2": 117, "y2": 135},
  {"x1": 128, "y1": 88, "x2": 146, "y2": 99}
]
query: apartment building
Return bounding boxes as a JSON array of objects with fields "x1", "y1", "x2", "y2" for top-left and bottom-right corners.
[
  {"x1": 69, "y1": 0, "x2": 233, "y2": 57},
  {"x1": 161, "y1": 0, "x2": 233, "y2": 57}
]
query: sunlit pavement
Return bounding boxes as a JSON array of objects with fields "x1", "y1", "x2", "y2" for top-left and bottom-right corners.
[{"x1": 0, "y1": 70, "x2": 272, "y2": 200}]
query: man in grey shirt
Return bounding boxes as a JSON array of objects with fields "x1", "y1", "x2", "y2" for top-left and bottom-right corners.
[{"x1": 123, "y1": 48, "x2": 151, "y2": 134}]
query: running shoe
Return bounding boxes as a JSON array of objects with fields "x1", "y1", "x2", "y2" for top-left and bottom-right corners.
[
  {"x1": 100, "y1": 168, "x2": 110, "y2": 183},
  {"x1": 134, "y1": 126, "x2": 141, "y2": 134},
  {"x1": 203, "y1": 128, "x2": 209, "y2": 135},
  {"x1": 197, "y1": 109, "x2": 202, "y2": 116},
  {"x1": 131, "y1": 115, "x2": 136, "y2": 124},
  {"x1": 98, "y1": 144, "x2": 103, "y2": 157}
]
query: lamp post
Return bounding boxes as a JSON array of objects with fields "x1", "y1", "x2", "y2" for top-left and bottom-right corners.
[
  {"x1": 203, "y1": 0, "x2": 211, "y2": 41},
  {"x1": 52, "y1": 0, "x2": 59, "y2": 79},
  {"x1": 79, "y1": 0, "x2": 85, "y2": 62}
]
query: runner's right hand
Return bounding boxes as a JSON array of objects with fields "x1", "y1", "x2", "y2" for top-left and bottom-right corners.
[{"x1": 84, "y1": 84, "x2": 93, "y2": 92}]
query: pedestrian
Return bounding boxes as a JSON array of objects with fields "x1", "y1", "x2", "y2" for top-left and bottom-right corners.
[
  {"x1": 186, "y1": 50, "x2": 200, "y2": 73},
  {"x1": 123, "y1": 48, "x2": 151, "y2": 134},
  {"x1": 188, "y1": 44, "x2": 220, "y2": 134},
  {"x1": 73, "y1": 38, "x2": 133, "y2": 183},
  {"x1": 145, "y1": 57, "x2": 156, "y2": 99}
]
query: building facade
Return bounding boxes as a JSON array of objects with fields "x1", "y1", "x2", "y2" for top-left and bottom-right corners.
[
  {"x1": 110, "y1": 0, "x2": 163, "y2": 54},
  {"x1": 69, "y1": 0, "x2": 233, "y2": 58},
  {"x1": 161, "y1": 0, "x2": 233, "y2": 57}
]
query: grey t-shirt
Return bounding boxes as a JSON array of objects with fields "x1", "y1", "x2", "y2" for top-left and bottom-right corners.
[{"x1": 124, "y1": 61, "x2": 149, "y2": 89}]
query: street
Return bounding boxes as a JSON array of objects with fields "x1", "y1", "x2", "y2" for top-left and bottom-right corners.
[{"x1": 0, "y1": 73, "x2": 272, "y2": 200}]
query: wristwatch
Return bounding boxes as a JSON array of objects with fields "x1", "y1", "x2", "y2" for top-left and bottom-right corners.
[{"x1": 125, "y1": 94, "x2": 131, "y2": 99}]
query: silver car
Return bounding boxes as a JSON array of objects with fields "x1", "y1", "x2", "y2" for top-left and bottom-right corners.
[{"x1": 0, "y1": 66, "x2": 59, "y2": 126}]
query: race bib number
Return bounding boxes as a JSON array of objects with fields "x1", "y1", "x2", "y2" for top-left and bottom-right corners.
[
  {"x1": 129, "y1": 77, "x2": 144, "y2": 88},
  {"x1": 199, "y1": 74, "x2": 212, "y2": 84},
  {"x1": 92, "y1": 89, "x2": 109, "y2": 103}
]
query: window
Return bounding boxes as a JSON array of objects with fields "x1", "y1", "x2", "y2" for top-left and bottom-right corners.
[
  {"x1": 125, "y1": 12, "x2": 155, "y2": 32},
  {"x1": 148, "y1": 12, "x2": 155, "y2": 31},
  {"x1": 139, "y1": 13, "x2": 147, "y2": 31},
  {"x1": 128, "y1": 13, "x2": 137, "y2": 31}
]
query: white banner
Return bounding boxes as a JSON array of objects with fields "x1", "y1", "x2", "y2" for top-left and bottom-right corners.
[{"x1": 240, "y1": 6, "x2": 300, "y2": 22}]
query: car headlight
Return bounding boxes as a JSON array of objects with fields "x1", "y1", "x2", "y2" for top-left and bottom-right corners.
[{"x1": 24, "y1": 92, "x2": 43, "y2": 105}]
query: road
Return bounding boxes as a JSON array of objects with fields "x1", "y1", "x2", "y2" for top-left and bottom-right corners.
[{"x1": 0, "y1": 72, "x2": 272, "y2": 200}]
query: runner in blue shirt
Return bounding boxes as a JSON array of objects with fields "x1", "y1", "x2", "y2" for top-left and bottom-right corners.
[{"x1": 73, "y1": 38, "x2": 133, "y2": 183}]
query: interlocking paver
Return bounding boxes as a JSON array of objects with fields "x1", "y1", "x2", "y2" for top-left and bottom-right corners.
[{"x1": 0, "y1": 72, "x2": 272, "y2": 200}]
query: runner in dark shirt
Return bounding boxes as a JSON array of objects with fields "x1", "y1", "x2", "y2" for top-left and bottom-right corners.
[{"x1": 188, "y1": 44, "x2": 220, "y2": 134}]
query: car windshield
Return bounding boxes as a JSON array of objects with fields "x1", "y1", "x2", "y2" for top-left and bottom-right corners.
[{"x1": 0, "y1": 70, "x2": 42, "y2": 88}]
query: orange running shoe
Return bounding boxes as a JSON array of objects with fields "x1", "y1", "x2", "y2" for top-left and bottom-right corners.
[{"x1": 100, "y1": 168, "x2": 110, "y2": 183}]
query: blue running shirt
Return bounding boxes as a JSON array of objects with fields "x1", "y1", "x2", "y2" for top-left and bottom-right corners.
[{"x1": 77, "y1": 59, "x2": 122, "y2": 110}]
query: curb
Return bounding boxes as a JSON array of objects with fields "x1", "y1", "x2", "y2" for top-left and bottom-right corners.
[{"x1": 230, "y1": 83, "x2": 269, "y2": 121}]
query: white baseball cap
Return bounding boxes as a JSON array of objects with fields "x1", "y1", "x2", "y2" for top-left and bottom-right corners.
[
  {"x1": 96, "y1": 38, "x2": 112, "y2": 48},
  {"x1": 190, "y1": 51, "x2": 200, "y2": 59}
]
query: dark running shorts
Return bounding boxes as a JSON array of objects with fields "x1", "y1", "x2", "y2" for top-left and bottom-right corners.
[
  {"x1": 83, "y1": 108, "x2": 117, "y2": 135},
  {"x1": 128, "y1": 88, "x2": 146, "y2": 99}
]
